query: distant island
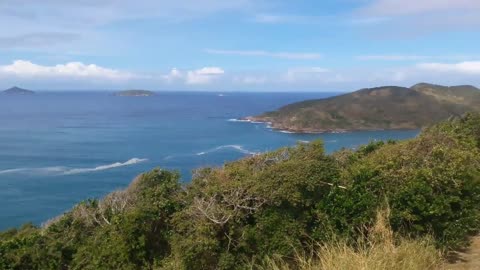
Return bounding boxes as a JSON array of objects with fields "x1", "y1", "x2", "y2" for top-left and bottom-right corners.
[
  {"x1": 114, "y1": 90, "x2": 155, "y2": 97},
  {"x1": 246, "y1": 83, "x2": 480, "y2": 133},
  {"x1": 2, "y1": 86, "x2": 35, "y2": 95}
]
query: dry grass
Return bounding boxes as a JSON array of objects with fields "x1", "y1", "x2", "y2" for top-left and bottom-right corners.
[{"x1": 253, "y1": 209, "x2": 444, "y2": 270}]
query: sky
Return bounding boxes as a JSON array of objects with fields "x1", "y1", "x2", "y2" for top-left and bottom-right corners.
[{"x1": 0, "y1": 0, "x2": 479, "y2": 92}]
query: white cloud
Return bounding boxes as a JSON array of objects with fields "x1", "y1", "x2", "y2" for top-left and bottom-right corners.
[
  {"x1": 0, "y1": 0, "x2": 254, "y2": 52},
  {"x1": 186, "y1": 67, "x2": 225, "y2": 85},
  {"x1": 158, "y1": 66, "x2": 226, "y2": 85},
  {"x1": 0, "y1": 60, "x2": 136, "y2": 81},
  {"x1": 356, "y1": 0, "x2": 480, "y2": 35},
  {"x1": 162, "y1": 68, "x2": 183, "y2": 83},
  {"x1": 0, "y1": 62, "x2": 228, "y2": 88},
  {"x1": 357, "y1": 54, "x2": 480, "y2": 62},
  {"x1": 3, "y1": 60, "x2": 480, "y2": 92},
  {"x1": 361, "y1": 0, "x2": 480, "y2": 17},
  {"x1": 0, "y1": 0, "x2": 253, "y2": 26},
  {"x1": 205, "y1": 49, "x2": 322, "y2": 60},
  {"x1": 417, "y1": 61, "x2": 480, "y2": 75}
]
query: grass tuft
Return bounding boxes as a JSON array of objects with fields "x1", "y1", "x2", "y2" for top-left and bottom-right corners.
[{"x1": 253, "y1": 209, "x2": 444, "y2": 270}]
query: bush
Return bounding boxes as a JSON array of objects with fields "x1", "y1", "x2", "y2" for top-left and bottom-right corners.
[
  {"x1": 1, "y1": 114, "x2": 480, "y2": 269},
  {"x1": 253, "y1": 210, "x2": 443, "y2": 270}
]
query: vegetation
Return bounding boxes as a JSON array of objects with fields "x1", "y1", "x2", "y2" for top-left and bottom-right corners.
[
  {"x1": 1, "y1": 113, "x2": 480, "y2": 269},
  {"x1": 254, "y1": 210, "x2": 443, "y2": 270},
  {"x1": 248, "y1": 83, "x2": 480, "y2": 133}
]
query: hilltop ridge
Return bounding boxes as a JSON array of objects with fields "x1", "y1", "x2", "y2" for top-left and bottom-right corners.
[{"x1": 247, "y1": 83, "x2": 480, "y2": 133}]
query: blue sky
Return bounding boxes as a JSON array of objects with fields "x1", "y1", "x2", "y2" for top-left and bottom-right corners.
[{"x1": 0, "y1": 0, "x2": 479, "y2": 91}]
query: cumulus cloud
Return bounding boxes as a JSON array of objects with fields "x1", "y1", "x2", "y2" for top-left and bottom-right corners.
[
  {"x1": 0, "y1": 60, "x2": 136, "y2": 80},
  {"x1": 0, "y1": 61, "x2": 228, "y2": 88},
  {"x1": 186, "y1": 67, "x2": 225, "y2": 85},
  {"x1": 205, "y1": 49, "x2": 322, "y2": 60},
  {"x1": 158, "y1": 67, "x2": 226, "y2": 85},
  {"x1": 162, "y1": 68, "x2": 183, "y2": 83},
  {"x1": 417, "y1": 61, "x2": 480, "y2": 75}
]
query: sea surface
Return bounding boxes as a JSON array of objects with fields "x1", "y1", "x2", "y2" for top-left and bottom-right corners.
[{"x1": 0, "y1": 92, "x2": 418, "y2": 229}]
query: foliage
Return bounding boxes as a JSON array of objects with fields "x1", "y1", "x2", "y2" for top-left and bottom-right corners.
[
  {"x1": 1, "y1": 113, "x2": 480, "y2": 269},
  {"x1": 253, "y1": 209, "x2": 443, "y2": 270}
]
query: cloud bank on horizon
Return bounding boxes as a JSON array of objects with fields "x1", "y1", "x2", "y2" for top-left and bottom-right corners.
[{"x1": 0, "y1": 0, "x2": 479, "y2": 91}]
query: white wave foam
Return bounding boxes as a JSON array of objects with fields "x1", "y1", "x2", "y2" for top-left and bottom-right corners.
[
  {"x1": 0, "y1": 168, "x2": 29, "y2": 175},
  {"x1": 0, "y1": 158, "x2": 148, "y2": 176},
  {"x1": 279, "y1": 130, "x2": 296, "y2": 134},
  {"x1": 197, "y1": 145, "x2": 258, "y2": 156},
  {"x1": 63, "y1": 158, "x2": 148, "y2": 175},
  {"x1": 228, "y1": 118, "x2": 249, "y2": 122},
  {"x1": 228, "y1": 118, "x2": 265, "y2": 124}
]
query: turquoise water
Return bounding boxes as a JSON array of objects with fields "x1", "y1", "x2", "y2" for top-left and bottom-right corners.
[{"x1": 0, "y1": 92, "x2": 418, "y2": 229}]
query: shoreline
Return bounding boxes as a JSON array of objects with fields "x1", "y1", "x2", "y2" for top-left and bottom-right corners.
[{"x1": 232, "y1": 117, "x2": 418, "y2": 134}]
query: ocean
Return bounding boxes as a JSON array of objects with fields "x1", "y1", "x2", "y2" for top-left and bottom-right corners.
[{"x1": 0, "y1": 92, "x2": 418, "y2": 229}]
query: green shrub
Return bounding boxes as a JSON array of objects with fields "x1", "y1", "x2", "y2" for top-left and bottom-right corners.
[{"x1": 1, "y1": 114, "x2": 480, "y2": 269}]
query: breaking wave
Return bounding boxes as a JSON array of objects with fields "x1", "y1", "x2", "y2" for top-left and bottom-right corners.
[
  {"x1": 0, "y1": 158, "x2": 148, "y2": 176},
  {"x1": 63, "y1": 158, "x2": 148, "y2": 175},
  {"x1": 197, "y1": 145, "x2": 258, "y2": 156},
  {"x1": 228, "y1": 118, "x2": 265, "y2": 124}
]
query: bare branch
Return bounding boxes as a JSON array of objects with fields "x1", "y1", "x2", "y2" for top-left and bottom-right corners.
[{"x1": 191, "y1": 187, "x2": 266, "y2": 226}]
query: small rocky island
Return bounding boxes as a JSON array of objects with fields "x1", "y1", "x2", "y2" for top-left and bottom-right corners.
[
  {"x1": 114, "y1": 90, "x2": 155, "y2": 97},
  {"x1": 2, "y1": 86, "x2": 35, "y2": 95}
]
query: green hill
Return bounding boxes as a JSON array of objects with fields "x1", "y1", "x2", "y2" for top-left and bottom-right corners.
[{"x1": 247, "y1": 83, "x2": 480, "y2": 133}]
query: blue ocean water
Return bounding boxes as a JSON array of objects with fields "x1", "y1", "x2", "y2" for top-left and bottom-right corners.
[{"x1": 0, "y1": 92, "x2": 418, "y2": 229}]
